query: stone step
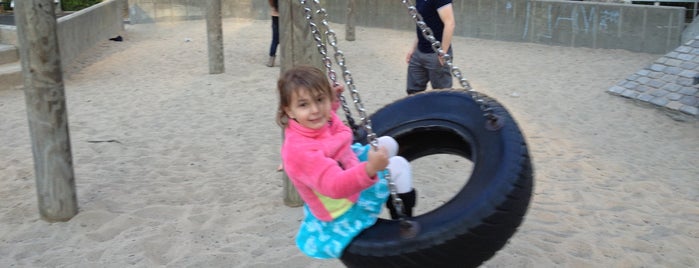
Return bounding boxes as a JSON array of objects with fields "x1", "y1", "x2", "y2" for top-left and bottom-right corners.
[
  {"x1": 0, "y1": 43, "x2": 18, "y2": 65},
  {"x1": 0, "y1": 62, "x2": 22, "y2": 91}
]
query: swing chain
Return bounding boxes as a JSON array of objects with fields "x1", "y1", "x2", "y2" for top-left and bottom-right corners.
[
  {"x1": 400, "y1": 0, "x2": 499, "y2": 124},
  {"x1": 305, "y1": 0, "x2": 377, "y2": 146},
  {"x1": 299, "y1": 0, "x2": 413, "y2": 225},
  {"x1": 300, "y1": 2, "x2": 360, "y2": 134}
]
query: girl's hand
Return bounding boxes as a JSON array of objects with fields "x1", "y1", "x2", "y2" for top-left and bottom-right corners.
[
  {"x1": 332, "y1": 83, "x2": 345, "y2": 102},
  {"x1": 365, "y1": 146, "x2": 389, "y2": 178}
]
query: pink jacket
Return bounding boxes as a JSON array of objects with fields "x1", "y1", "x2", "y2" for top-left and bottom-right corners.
[{"x1": 282, "y1": 110, "x2": 378, "y2": 222}]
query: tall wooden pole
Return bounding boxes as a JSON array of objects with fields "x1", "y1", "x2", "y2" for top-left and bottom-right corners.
[
  {"x1": 346, "y1": 0, "x2": 356, "y2": 41},
  {"x1": 14, "y1": 0, "x2": 78, "y2": 222},
  {"x1": 206, "y1": 0, "x2": 224, "y2": 74},
  {"x1": 279, "y1": 0, "x2": 325, "y2": 207}
]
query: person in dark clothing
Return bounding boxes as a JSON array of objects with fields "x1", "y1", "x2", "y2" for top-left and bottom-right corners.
[
  {"x1": 405, "y1": 0, "x2": 455, "y2": 95},
  {"x1": 266, "y1": 0, "x2": 280, "y2": 67}
]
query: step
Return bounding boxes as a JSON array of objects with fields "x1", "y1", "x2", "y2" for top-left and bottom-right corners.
[
  {"x1": 0, "y1": 62, "x2": 22, "y2": 91},
  {"x1": 0, "y1": 43, "x2": 18, "y2": 65}
]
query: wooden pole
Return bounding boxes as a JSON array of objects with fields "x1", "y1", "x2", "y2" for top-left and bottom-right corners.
[
  {"x1": 205, "y1": 0, "x2": 224, "y2": 74},
  {"x1": 346, "y1": 0, "x2": 356, "y2": 41},
  {"x1": 14, "y1": 0, "x2": 78, "y2": 222},
  {"x1": 278, "y1": 0, "x2": 325, "y2": 207}
]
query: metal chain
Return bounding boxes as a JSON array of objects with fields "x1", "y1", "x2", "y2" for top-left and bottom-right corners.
[
  {"x1": 400, "y1": 0, "x2": 500, "y2": 124},
  {"x1": 299, "y1": 2, "x2": 360, "y2": 133},
  {"x1": 298, "y1": 0, "x2": 408, "y2": 221},
  {"x1": 309, "y1": 1, "x2": 375, "y2": 145}
]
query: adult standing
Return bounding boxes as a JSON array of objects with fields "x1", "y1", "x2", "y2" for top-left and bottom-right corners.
[
  {"x1": 405, "y1": 0, "x2": 455, "y2": 95},
  {"x1": 266, "y1": 0, "x2": 280, "y2": 67}
]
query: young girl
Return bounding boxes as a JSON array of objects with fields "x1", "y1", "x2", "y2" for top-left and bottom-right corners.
[{"x1": 277, "y1": 65, "x2": 417, "y2": 259}]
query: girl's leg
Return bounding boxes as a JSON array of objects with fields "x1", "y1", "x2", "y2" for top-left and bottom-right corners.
[
  {"x1": 377, "y1": 136, "x2": 417, "y2": 219},
  {"x1": 387, "y1": 156, "x2": 412, "y2": 193}
]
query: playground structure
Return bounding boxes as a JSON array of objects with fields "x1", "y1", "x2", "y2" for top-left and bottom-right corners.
[{"x1": 2, "y1": 1, "x2": 696, "y2": 266}]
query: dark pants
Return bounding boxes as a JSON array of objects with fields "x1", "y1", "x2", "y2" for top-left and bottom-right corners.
[
  {"x1": 406, "y1": 48, "x2": 454, "y2": 95},
  {"x1": 269, "y1": 16, "x2": 279, "y2": 57}
]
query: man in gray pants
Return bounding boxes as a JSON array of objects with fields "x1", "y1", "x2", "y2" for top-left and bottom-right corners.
[{"x1": 405, "y1": 0, "x2": 455, "y2": 95}]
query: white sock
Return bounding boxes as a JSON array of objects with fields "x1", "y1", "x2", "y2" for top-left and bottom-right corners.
[
  {"x1": 377, "y1": 136, "x2": 399, "y2": 157},
  {"x1": 387, "y1": 156, "x2": 412, "y2": 193}
]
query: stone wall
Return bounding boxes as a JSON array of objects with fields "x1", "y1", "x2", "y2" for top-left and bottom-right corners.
[{"x1": 127, "y1": 0, "x2": 687, "y2": 54}]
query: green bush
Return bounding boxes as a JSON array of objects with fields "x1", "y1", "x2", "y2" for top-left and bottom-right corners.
[{"x1": 61, "y1": 0, "x2": 102, "y2": 11}]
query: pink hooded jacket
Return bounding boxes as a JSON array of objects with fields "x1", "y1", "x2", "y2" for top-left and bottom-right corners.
[{"x1": 281, "y1": 108, "x2": 378, "y2": 222}]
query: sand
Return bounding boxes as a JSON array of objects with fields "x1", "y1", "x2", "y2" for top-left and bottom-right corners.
[{"x1": 1, "y1": 18, "x2": 698, "y2": 267}]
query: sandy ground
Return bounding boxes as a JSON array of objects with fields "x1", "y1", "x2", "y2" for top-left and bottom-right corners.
[{"x1": 1, "y1": 18, "x2": 698, "y2": 267}]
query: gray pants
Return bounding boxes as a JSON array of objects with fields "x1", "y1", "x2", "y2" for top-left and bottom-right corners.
[{"x1": 406, "y1": 49, "x2": 453, "y2": 95}]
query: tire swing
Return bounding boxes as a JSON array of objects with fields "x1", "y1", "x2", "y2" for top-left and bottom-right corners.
[
  {"x1": 342, "y1": 90, "x2": 533, "y2": 268},
  {"x1": 297, "y1": 1, "x2": 534, "y2": 267}
]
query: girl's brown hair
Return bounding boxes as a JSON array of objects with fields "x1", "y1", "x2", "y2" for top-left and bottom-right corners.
[{"x1": 276, "y1": 65, "x2": 332, "y2": 127}]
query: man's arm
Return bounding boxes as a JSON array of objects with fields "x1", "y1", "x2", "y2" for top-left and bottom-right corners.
[{"x1": 437, "y1": 3, "x2": 455, "y2": 57}]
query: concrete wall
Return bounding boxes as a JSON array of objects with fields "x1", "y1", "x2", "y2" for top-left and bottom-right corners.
[
  {"x1": 128, "y1": 0, "x2": 686, "y2": 54},
  {"x1": 0, "y1": 24, "x2": 17, "y2": 45},
  {"x1": 0, "y1": 0, "x2": 125, "y2": 69},
  {"x1": 127, "y1": 0, "x2": 268, "y2": 23},
  {"x1": 57, "y1": 0, "x2": 125, "y2": 69}
]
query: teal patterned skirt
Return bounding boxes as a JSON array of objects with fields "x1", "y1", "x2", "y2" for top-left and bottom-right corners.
[{"x1": 295, "y1": 143, "x2": 390, "y2": 259}]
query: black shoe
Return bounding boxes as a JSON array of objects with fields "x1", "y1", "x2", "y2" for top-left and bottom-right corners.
[{"x1": 386, "y1": 189, "x2": 416, "y2": 219}]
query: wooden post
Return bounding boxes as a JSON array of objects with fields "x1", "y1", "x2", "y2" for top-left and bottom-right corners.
[
  {"x1": 278, "y1": 0, "x2": 325, "y2": 207},
  {"x1": 346, "y1": 0, "x2": 356, "y2": 41},
  {"x1": 205, "y1": 0, "x2": 224, "y2": 74},
  {"x1": 14, "y1": 0, "x2": 78, "y2": 222},
  {"x1": 54, "y1": 0, "x2": 62, "y2": 14}
]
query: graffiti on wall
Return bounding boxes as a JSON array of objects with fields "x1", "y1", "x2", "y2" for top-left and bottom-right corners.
[{"x1": 518, "y1": 1, "x2": 620, "y2": 39}]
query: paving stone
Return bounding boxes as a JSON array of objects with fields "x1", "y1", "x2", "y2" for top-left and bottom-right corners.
[
  {"x1": 666, "y1": 92, "x2": 683, "y2": 101},
  {"x1": 679, "y1": 95, "x2": 698, "y2": 106},
  {"x1": 665, "y1": 66, "x2": 683, "y2": 75},
  {"x1": 637, "y1": 84, "x2": 653, "y2": 92},
  {"x1": 650, "y1": 97, "x2": 669, "y2": 106},
  {"x1": 650, "y1": 64, "x2": 666, "y2": 72},
  {"x1": 608, "y1": 86, "x2": 625, "y2": 94},
  {"x1": 638, "y1": 94, "x2": 654, "y2": 102},
  {"x1": 648, "y1": 79, "x2": 666, "y2": 88},
  {"x1": 623, "y1": 80, "x2": 640, "y2": 89},
  {"x1": 679, "y1": 70, "x2": 697, "y2": 78},
  {"x1": 650, "y1": 89, "x2": 669, "y2": 97},
  {"x1": 676, "y1": 46, "x2": 692, "y2": 53},
  {"x1": 677, "y1": 77, "x2": 694, "y2": 86},
  {"x1": 678, "y1": 87, "x2": 698, "y2": 95},
  {"x1": 637, "y1": 76, "x2": 651, "y2": 84},
  {"x1": 648, "y1": 71, "x2": 664, "y2": 79},
  {"x1": 661, "y1": 83, "x2": 681, "y2": 92},
  {"x1": 665, "y1": 58, "x2": 682, "y2": 66},
  {"x1": 661, "y1": 74, "x2": 677, "y2": 83},
  {"x1": 679, "y1": 61, "x2": 697, "y2": 70},
  {"x1": 666, "y1": 101, "x2": 683, "y2": 110},
  {"x1": 679, "y1": 105, "x2": 698, "y2": 115},
  {"x1": 636, "y1": 69, "x2": 651, "y2": 76},
  {"x1": 678, "y1": 53, "x2": 694, "y2": 61},
  {"x1": 621, "y1": 90, "x2": 639, "y2": 98}
]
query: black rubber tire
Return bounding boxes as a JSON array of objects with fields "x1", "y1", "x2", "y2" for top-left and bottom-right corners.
[{"x1": 340, "y1": 89, "x2": 534, "y2": 268}]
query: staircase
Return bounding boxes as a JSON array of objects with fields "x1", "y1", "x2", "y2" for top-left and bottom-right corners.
[{"x1": 0, "y1": 42, "x2": 21, "y2": 91}]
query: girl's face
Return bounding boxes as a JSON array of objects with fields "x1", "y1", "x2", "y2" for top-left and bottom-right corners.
[{"x1": 284, "y1": 87, "x2": 332, "y2": 130}]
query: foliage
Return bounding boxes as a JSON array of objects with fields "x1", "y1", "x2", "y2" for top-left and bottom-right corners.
[{"x1": 60, "y1": 0, "x2": 102, "y2": 11}]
